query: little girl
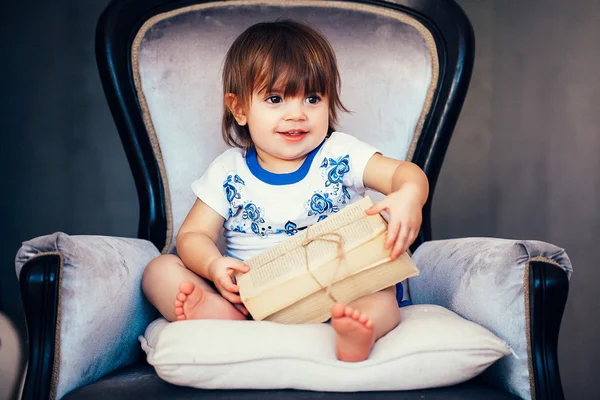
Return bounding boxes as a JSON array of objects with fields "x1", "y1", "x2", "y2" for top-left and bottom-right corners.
[{"x1": 142, "y1": 20, "x2": 428, "y2": 362}]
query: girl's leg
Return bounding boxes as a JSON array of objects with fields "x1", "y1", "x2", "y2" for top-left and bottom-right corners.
[
  {"x1": 331, "y1": 285, "x2": 400, "y2": 362},
  {"x1": 142, "y1": 254, "x2": 245, "y2": 322}
]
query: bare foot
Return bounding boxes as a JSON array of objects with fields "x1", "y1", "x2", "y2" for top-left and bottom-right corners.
[
  {"x1": 174, "y1": 282, "x2": 246, "y2": 321},
  {"x1": 330, "y1": 303, "x2": 375, "y2": 362}
]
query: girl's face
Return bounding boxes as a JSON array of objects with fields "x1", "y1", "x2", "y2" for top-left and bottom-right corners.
[{"x1": 234, "y1": 89, "x2": 330, "y2": 172}]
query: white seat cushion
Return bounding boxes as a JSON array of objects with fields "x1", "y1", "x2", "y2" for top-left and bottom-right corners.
[{"x1": 140, "y1": 304, "x2": 512, "y2": 391}]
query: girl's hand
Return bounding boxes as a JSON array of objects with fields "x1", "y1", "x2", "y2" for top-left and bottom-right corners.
[
  {"x1": 207, "y1": 256, "x2": 250, "y2": 306},
  {"x1": 365, "y1": 184, "x2": 423, "y2": 260}
]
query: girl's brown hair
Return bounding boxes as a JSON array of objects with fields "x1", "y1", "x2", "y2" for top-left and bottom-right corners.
[{"x1": 222, "y1": 20, "x2": 349, "y2": 148}]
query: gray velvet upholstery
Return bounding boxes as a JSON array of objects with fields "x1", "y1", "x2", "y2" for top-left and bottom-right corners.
[
  {"x1": 132, "y1": 1, "x2": 438, "y2": 253},
  {"x1": 15, "y1": 233, "x2": 161, "y2": 399},
  {"x1": 410, "y1": 238, "x2": 572, "y2": 399}
]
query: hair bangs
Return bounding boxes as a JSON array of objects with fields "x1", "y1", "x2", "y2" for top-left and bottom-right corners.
[{"x1": 252, "y1": 34, "x2": 332, "y2": 99}]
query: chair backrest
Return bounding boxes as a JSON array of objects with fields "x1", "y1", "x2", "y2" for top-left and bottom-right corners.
[{"x1": 96, "y1": 0, "x2": 474, "y2": 254}]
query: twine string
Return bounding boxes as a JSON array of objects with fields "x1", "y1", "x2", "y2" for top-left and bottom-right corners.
[{"x1": 300, "y1": 227, "x2": 346, "y2": 303}]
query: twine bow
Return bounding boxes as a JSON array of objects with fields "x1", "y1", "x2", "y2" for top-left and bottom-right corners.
[{"x1": 300, "y1": 227, "x2": 346, "y2": 303}]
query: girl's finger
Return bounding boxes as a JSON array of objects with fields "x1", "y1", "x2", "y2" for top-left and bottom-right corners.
[
  {"x1": 234, "y1": 303, "x2": 249, "y2": 316},
  {"x1": 220, "y1": 275, "x2": 239, "y2": 293},
  {"x1": 365, "y1": 200, "x2": 388, "y2": 215},
  {"x1": 228, "y1": 259, "x2": 250, "y2": 273},
  {"x1": 220, "y1": 289, "x2": 242, "y2": 304},
  {"x1": 385, "y1": 219, "x2": 401, "y2": 249},
  {"x1": 392, "y1": 226, "x2": 410, "y2": 259}
]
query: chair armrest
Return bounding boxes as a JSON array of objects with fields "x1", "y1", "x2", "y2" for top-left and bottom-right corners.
[
  {"x1": 15, "y1": 232, "x2": 160, "y2": 400},
  {"x1": 410, "y1": 238, "x2": 571, "y2": 400}
]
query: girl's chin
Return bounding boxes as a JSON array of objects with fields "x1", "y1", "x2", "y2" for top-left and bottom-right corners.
[{"x1": 274, "y1": 148, "x2": 313, "y2": 163}]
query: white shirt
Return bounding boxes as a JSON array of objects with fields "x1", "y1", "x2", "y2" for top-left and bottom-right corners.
[{"x1": 191, "y1": 132, "x2": 379, "y2": 260}]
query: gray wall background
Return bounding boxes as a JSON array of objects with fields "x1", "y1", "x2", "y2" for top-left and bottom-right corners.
[{"x1": 1, "y1": 0, "x2": 598, "y2": 398}]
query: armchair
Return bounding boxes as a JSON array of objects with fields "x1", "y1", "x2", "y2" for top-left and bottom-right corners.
[{"x1": 15, "y1": 0, "x2": 571, "y2": 399}]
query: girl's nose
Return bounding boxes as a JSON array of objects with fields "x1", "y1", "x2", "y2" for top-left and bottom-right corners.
[{"x1": 283, "y1": 99, "x2": 307, "y2": 121}]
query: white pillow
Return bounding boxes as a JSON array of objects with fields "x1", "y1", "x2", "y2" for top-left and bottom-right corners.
[{"x1": 139, "y1": 304, "x2": 512, "y2": 391}]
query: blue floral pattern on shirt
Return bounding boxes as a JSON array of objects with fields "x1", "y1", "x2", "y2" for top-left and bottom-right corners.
[
  {"x1": 284, "y1": 221, "x2": 299, "y2": 235},
  {"x1": 307, "y1": 192, "x2": 338, "y2": 216},
  {"x1": 223, "y1": 174, "x2": 244, "y2": 218},
  {"x1": 222, "y1": 151, "x2": 355, "y2": 238},
  {"x1": 323, "y1": 155, "x2": 350, "y2": 186},
  {"x1": 305, "y1": 154, "x2": 353, "y2": 218},
  {"x1": 223, "y1": 173, "x2": 298, "y2": 238},
  {"x1": 223, "y1": 174, "x2": 242, "y2": 203}
]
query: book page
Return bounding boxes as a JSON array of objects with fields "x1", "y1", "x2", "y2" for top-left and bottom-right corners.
[{"x1": 237, "y1": 196, "x2": 386, "y2": 296}]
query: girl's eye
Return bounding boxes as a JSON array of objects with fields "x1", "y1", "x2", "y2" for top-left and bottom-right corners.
[
  {"x1": 305, "y1": 95, "x2": 321, "y2": 104},
  {"x1": 266, "y1": 95, "x2": 282, "y2": 104}
]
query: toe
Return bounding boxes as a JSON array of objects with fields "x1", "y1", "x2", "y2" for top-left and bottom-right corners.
[
  {"x1": 344, "y1": 306, "x2": 354, "y2": 317},
  {"x1": 174, "y1": 300, "x2": 183, "y2": 307},
  {"x1": 358, "y1": 313, "x2": 368, "y2": 324},
  {"x1": 179, "y1": 282, "x2": 195, "y2": 295},
  {"x1": 177, "y1": 292, "x2": 187, "y2": 302},
  {"x1": 351, "y1": 309, "x2": 361, "y2": 320},
  {"x1": 175, "y1": 306, "x2": 183, "y2": 315},
  {"x1": 176, "y1": 315, "x2": 186, "y2": 320},
  {"x1": 331, "y1": 303, "x2": 346, "y2": 318}
]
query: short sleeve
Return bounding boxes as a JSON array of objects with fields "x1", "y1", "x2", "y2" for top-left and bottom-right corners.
[
  {"x1": 191, "y1": 160, "x2": 230, "y2": 219},
  {"x1": 328, "y1": 132, "x2": 380, "y2": 192}
]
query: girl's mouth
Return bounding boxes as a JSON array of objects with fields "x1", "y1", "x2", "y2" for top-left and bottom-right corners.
[{"x1": 278, "y1": 130, "x2": 308, "y2": 142}]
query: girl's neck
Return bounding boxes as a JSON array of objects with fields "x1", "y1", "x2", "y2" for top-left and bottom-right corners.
[{"x1": 255, "y1": 150, "x2": 306, "y2": 174}]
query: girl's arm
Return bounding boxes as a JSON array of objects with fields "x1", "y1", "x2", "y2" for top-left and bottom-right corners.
[
  {"x1": 363, "y1": 154, "x2": 429, "y2": 259},
  {"x1": 176, "y1": 199, "x2": 249, "y2": 304},
  {"x1": 176, "y1": 199, "x2": 225, "y2": 279},
  {"x1": 363, "y1": 154, "x2": 429, "y2": 198}
]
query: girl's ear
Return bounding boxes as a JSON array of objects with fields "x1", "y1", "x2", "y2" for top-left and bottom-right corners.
[{"x1": 224, "y1": 93, "x2": 247, "y2": 126}]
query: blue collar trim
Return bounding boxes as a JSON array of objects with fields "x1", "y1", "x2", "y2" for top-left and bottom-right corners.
[{"x1": 245, "y1": 141, "x2": 325, "y2": 185}]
